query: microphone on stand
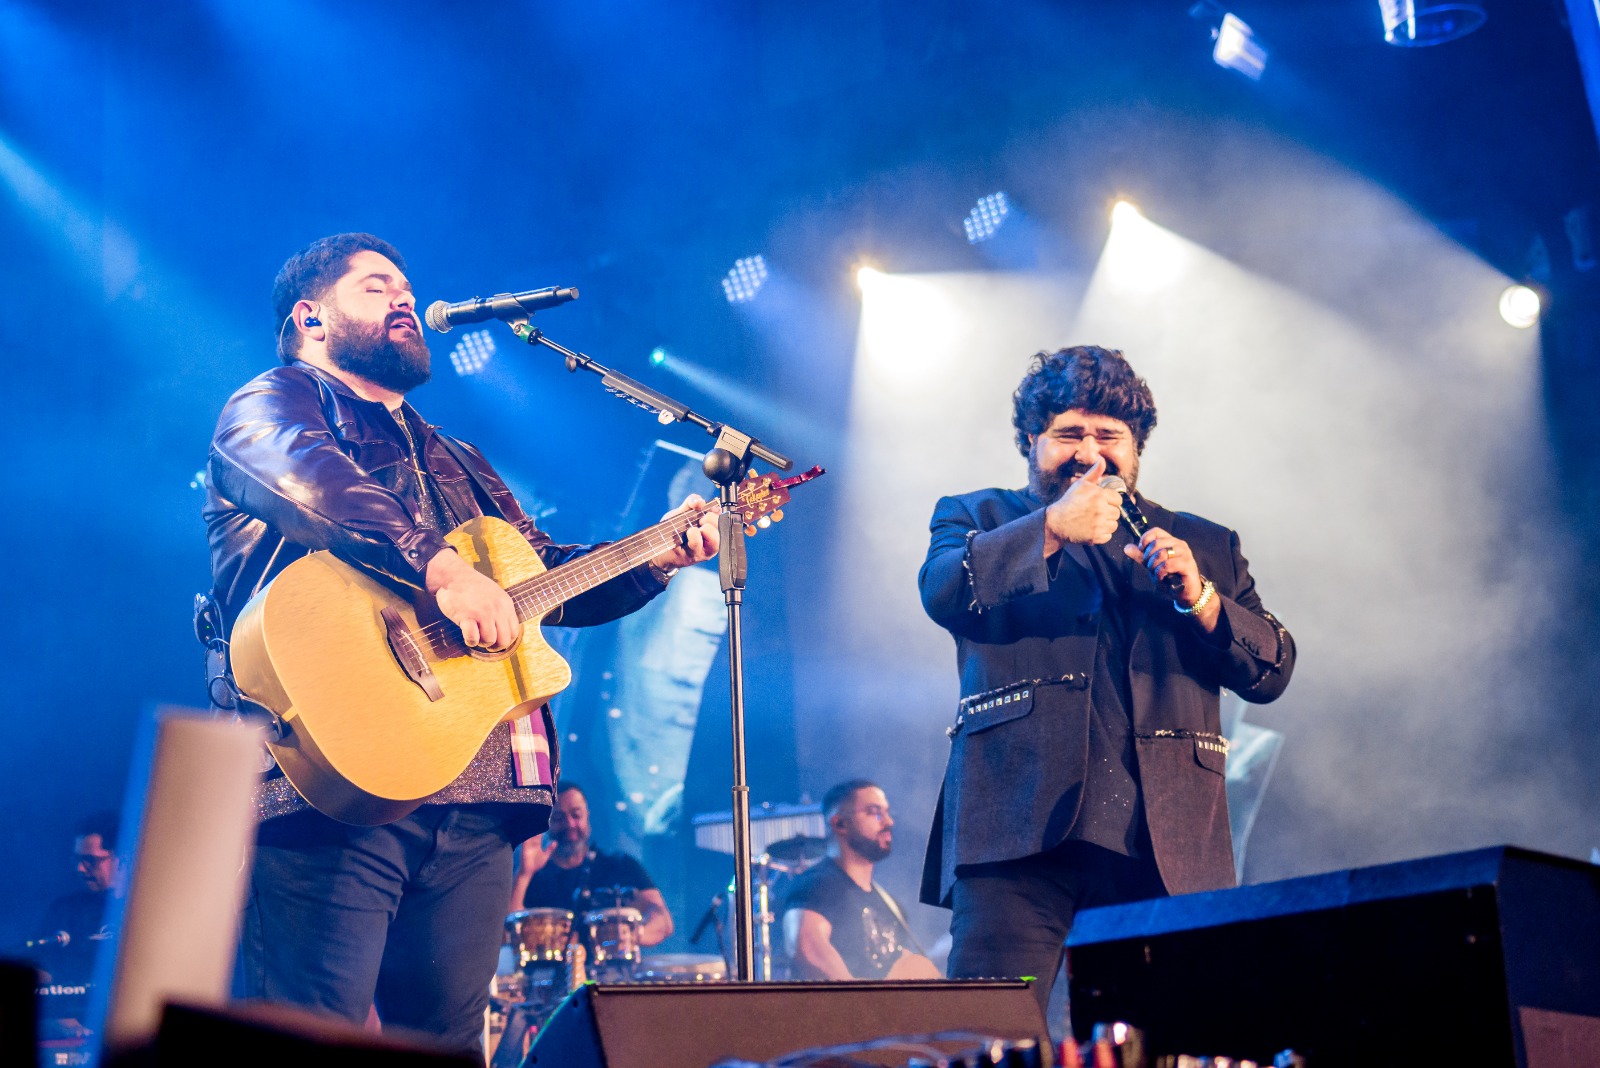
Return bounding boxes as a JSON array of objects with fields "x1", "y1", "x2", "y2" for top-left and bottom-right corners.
[
  {"x1": 424, "y1": 286, "x2": 579, "y2": 333},
  {"x1": 23, "y1": 931, "x2": 70, "y2": 950},
  {"x1": 691, "y1": 893, "x2": 725, "y2": 944},
  {"x1": 1099, "y1": 475, "x2": 1185, "y2": 595}
]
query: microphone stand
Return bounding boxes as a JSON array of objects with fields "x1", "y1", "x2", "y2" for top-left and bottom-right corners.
[{"x1": 510, "y1": 321, "x2": 792, "y2": 983}]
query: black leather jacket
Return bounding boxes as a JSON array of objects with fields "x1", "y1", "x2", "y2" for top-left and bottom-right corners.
[{"x1": 205, "y1": 361, "x2": 666, "y2": 633}]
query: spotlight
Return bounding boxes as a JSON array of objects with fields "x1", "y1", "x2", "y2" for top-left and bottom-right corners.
[
  {"x1": 721, "y1": 255, "x2": 769, "y2": 304},
  {"x1": 1101, "y1": 199, "x2": 1187, "y2": 291},
  {"x1": 1378, "y1": 1, "x2": 1486, "y2": 47},
  {"x1": 448, "y1": 328, "x2": 496, "y2": 376},
  {"x1": 855, "y1": 264, "x2": 883, "y2": 291},
  {"x1": 1212, "y1": 13, "x2": 1268, "y2": 80},
  {"x1": 1110, "y1": 199, "x2": 1143, "y2": 226},
  {"x1": 963, "y1": 192, "x2": 1011, "y2": 243},
  {"x1": 1498, "y1": 285, "x2": 1541, "y2": 329},
  {"x1": 649, "y1": 346, "x2": 669, "y2": 367}
]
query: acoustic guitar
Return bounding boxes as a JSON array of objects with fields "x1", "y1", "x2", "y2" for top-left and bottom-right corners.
[{"x1": 229, "y1": 466, "x2": 823, "y2": 825}]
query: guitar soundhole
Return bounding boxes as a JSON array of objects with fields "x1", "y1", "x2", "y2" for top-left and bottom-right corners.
[{"x1": 466, "y1": 642, "x2": 517, "y2": 663}]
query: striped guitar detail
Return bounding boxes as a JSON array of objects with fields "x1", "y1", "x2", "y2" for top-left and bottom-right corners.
[{"x1": 228, "y1": 465, "x2": 824, "y2": 825}]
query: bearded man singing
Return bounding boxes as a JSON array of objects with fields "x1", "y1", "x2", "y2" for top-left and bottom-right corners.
[
  {"x1": 204, "y1": 233, "x2": 717, "y2": 1052},
  {"x1": 918, "y1": 345, "x2": 1295, "y2": 1013}
]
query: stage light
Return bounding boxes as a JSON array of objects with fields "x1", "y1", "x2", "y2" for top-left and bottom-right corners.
[
  {"x1": 1498, "y1": 284, "x2": 1541, "y2": 329},
  {"x1": 1213, "y1": 13, "x2": 1267, "y2": 80},
  {"x1": 963, "y1": 192, "x2": 1011, "y2": 243},
  {"x1": 448, "y1": 328, "x2": 495, "y2": 376},
  {"x1": 855, "y1": 264, "x2": 883, "y2": 291},
  {"x1": 1378, "y1": 1, "x2": 1486, "y2": 47},
  {"x1": 1101, "y1": 200, "x2": 1189, "y2": 292},
  {"x1": 721, "y1": 255, "x2": 769, "y2": 304},
  {"x1": 649, "y1": 346, "x2": 669, "y2": 367}
]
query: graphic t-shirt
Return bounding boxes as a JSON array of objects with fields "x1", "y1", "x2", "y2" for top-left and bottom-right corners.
[{"x1": 781, "y1": 858, "x2": 913, "y2": 979}]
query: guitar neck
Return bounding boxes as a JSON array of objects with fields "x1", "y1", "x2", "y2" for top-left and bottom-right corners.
[{"x1": 506, "y1": 509, "x2": 707, "y2": 621}]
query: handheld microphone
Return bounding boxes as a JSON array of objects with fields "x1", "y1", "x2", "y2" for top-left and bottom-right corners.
[
  {"x1": 1099, "y1": 475, "x2": 1184, "y2": 594},
  {"x1": 424, "y1": 286, "x2": 579, "y2": 333}
]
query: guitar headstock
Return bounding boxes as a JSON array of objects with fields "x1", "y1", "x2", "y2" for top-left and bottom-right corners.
[{"x1": 733, "y1": 465, "x2": 825, "y2": 535}]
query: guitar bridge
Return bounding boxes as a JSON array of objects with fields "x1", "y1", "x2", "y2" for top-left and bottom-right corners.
[{"x1": 381, "y1": 607, "x2": 445, "y2": 702}]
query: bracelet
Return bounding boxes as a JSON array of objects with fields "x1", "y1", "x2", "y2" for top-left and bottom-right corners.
[
  {"x1": 1174, "y1": 578, "x2": 1216, "y2": 615},
  {"x1": 648, "y1": 562, "x2": 679, "y2": 584}
]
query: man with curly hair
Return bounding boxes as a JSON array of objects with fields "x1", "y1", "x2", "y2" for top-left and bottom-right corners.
[{"x1": 918, "y1": 345, "x2": 1295, "y2": 1011}]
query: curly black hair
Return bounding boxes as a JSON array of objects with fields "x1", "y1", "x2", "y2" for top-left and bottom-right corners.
[
  {"x1": 75, "y1": 809, "x2": 120, "y2": 852},
  {"x1": 272, "y1": 232, "x2": 409, "y2": 363},
  {"x1": 1011, "y1": 345, "x2": 1157, "y2": 457}
]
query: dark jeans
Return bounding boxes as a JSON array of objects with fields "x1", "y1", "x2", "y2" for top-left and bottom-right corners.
[
  {"x1": 239, "y1": 806, "x2": 514, "y2": 1055},
  {"x1": 947, "y1": 839, "x2": 1166, "y2": 1018}
]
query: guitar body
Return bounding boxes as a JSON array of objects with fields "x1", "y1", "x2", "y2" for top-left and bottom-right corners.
[{"x1": 229, "y1": 515, "x2": 570, "y2": 826}]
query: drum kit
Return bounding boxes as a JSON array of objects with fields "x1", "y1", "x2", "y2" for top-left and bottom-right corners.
[{"x1": 486, "y1": 834, "x2": 826, "y2": 1066}]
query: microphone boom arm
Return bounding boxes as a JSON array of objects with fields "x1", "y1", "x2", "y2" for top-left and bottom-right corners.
[{"x1": 509, "y1": 322, "x2": 793, "y2": 472}]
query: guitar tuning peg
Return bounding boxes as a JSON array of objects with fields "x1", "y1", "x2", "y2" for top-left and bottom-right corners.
[
  {"x1": 744, "y1": 524, "x2": 757, "y2": 536},
  {"x1": 756, "y1": 516, "x2": 772, "y2": 529},
  {"x1": 772, "y1": 509, "x2": 784, "y2": 522}
]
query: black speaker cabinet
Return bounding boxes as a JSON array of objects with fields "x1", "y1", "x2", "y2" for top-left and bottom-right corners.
[
  {"x1": 0, "y1": 960, "x2": 39, "y2": 1068},
  {"x1": 1067, "y1": 845, "x2": 1600, "y2": 1067},
  {"x1": 524, "y1": 979, "x2": 1047, "y2": 1068},
  {"x1": 138, "y1": 1001, "x2": 478, "y2": 1067}
]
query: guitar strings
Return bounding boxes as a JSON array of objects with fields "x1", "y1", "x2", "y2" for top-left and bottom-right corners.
[{"x1": 405, "y1": 499, "x2": 733, "y2": 652}]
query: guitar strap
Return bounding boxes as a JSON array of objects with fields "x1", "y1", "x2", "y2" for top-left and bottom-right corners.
[
  {"x1": 872, "y1": 882, "x2": 927, "y2": 956},
  {"x1": 434, "y1": 431, "x2": 554, "y2": 790}
]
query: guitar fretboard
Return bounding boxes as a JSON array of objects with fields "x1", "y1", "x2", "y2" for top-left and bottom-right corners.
[{"x1": 506, "y1": 506, "x2": 712, "y2": 621}]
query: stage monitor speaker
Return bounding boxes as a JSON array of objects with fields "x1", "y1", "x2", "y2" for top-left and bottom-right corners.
[
  {"x1": 142, "y1": 1001, "x2": 477, "y2": 1067},
  {"x1": 1067, "y1": 845, "x2": 1600, "y2": 1067},
  {"x1": 0, "y1": 959, "x2": 39, "y2": 1068},
  {"x1": 524, "y1": 979, "x2": 1046, "y2": 1068}
]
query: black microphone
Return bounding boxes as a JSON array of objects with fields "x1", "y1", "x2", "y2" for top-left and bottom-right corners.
[
  {"x1": 1099, "y1": 475, "x2": 1184, "y2": 595},
  {"x1": 23, "y1": 931, "x2": 70, "y2": 950},
  {"x1": 690, "y1": 893, "x2": 725, "y2": 944},
  {"x1": 423, "y1": 286, "x2": 579, "y2": 333}
]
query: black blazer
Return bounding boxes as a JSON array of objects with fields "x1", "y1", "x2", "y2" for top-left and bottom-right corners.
[{"x1": 918, "y1": 487, "x2": 1294, "y2": 907}]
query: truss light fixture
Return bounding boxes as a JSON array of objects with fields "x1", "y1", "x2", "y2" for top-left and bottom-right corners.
[
  {"x1": 448, "y1": 328, "x2": 496, "y2": 376},
  {"x1": 963, "y1": 192, "x2": 1011, "y2": 243},
  {"x1": 1378, "y1": 1, "x2": 1486, "y2": 47},
  {"x1": 721, "y1": 255, "x2": 769, "y2": 304},
  {"x1": 1213, "y1": 13, "x2": 1267, "y2": 80}
]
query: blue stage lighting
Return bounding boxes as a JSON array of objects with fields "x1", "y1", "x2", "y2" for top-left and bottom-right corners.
[
  {"x1": 1379, "y1": 1, "x2": 1486, "y2": 47},
  {"x1": 448, "y1": 329, "x2": 496, "y2": 376},
  {"x1": 963, "y1": 192, "x2": 1011, "y2": 243},
  {"x1": 1213, "y1": 13, "x2": 1267, "y2": 80},
  {"x1": 649, "y1": 346, "x2": 669, "y2": 367},
  {"x1": 721, "y1": 255, "x2": 769, "y2": 304}
]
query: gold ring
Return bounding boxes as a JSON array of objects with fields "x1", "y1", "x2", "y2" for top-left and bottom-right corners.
[{"x1": 1165, "y1": 546, "x2": 1176, "y2": 558}]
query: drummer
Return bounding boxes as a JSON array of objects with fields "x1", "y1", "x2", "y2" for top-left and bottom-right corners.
[
  {"x1": 509, "y1": 782, "x2": 674, "y2": 947},
  {"x1": 782, "y1": 780, "x2": 940, "y2": 980}
]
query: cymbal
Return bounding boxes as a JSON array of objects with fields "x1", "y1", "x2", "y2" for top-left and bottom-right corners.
[{"x1": 764, "y1": 835, "x2": 827, "y2": 871}]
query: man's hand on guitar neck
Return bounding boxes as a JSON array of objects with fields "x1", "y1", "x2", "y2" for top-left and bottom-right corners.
[
  {"x1": 426, "y1": 548, "x2": 522, "y2": 652},
  {"x1": 650, "y1": 494, "x2": 721, "y2": 572}
]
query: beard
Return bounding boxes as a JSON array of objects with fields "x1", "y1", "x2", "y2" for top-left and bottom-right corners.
[
  {"x1": 846, "y1": 829, "x2": 892, "y2": 863},
  {"x1": 1030, "y1": 450, "x2": 1139, "y2": 503},
  {"x1": 325, "y1": 307, "x2": 432, "y2": 394}
]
